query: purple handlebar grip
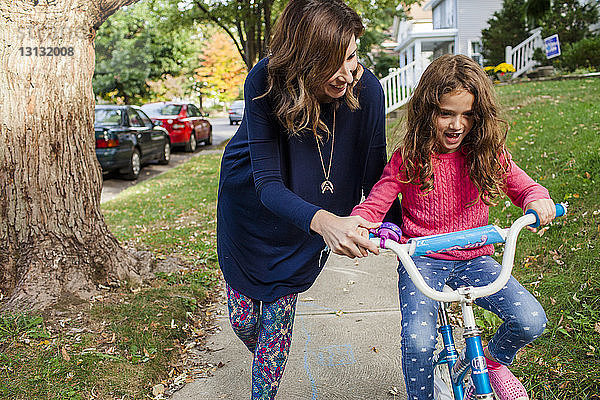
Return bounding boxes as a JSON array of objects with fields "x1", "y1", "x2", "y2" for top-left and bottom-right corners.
[{"x1": 372, "y1": 222, "x2": 402, "y2": 248}]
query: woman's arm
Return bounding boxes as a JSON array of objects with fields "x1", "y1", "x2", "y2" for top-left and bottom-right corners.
[
  {"x1": 246, "y1": 77, "x2": 321, "y2": 234},
  {"x1": 246, "y1": 67, "x2": 378, "y2": 256},
  {"x1": 310, "y1": 210, "x2": 381, "y2": 257}
]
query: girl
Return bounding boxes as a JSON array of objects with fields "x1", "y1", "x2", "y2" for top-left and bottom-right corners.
[
  {"x1": 351, "y1": 54, "x2": 556, "y2": 400},
  {"x1": 217, "y1": 0, "x2": 399, "y2": 398}
]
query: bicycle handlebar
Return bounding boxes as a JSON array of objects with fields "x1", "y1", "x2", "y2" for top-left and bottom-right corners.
[
  {"x1": 371, "y1": 203, "x2": 567, "y2": 303},
  {"x1": 526, "y1": 203, "x2": 566, "y2": 228}
]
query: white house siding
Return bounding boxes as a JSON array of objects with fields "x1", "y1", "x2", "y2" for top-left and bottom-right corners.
[{"x1": 456, "y1": 0, "x2": 502, "y2": 59}]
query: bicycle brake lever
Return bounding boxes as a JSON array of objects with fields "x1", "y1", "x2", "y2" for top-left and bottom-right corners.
[{"x1": 370, "y1": 222, "x2": 402, "y2": 249}]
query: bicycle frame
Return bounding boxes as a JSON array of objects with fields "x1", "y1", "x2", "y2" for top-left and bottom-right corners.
[{"x1": 371, "y1": 204, "x2": 566, "y2": 399}]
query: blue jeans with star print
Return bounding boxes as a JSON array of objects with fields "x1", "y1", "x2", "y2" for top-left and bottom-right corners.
[{"x1": 398, "y1": 255, "x2": 547, "y2": 400}]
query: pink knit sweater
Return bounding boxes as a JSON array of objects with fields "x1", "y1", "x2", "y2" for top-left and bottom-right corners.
[{"x1": 351, "y1": 150, "x2": 550, "y2": 260}]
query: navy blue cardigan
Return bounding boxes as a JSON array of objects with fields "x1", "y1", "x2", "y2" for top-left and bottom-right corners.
[{"x1": 217, "y1": 58, "x2": 399, "y2": 302}]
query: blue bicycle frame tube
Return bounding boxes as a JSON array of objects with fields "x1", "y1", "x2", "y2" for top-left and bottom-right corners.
[
  {"x1": 440, "y1": 324, "x2": 465, "y2": 399},
  {"x1": 465, "y1": 336, "x2": 493, "y2": 396},
  {"x1": 409, "y1": 225, "x2": 506, "y2": 257}
]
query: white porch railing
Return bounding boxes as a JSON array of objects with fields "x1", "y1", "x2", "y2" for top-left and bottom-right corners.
[
  {"x1": 505, "y1": 27, "x2": 543, "y2": 78},
  {"x1": 380, "y1": 61, "x2": 419, "y2": 114}
]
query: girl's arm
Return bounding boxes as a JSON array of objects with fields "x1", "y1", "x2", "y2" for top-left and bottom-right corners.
[
  {"x1": 351, "y1": 150, "x2": 404, "y2": 223},
  {"x1": 503, "y1": 153, "x2": 555, "y2": 227},
  {"x1": 361, "y1": 71, "x2": 402, "y2": 225}
]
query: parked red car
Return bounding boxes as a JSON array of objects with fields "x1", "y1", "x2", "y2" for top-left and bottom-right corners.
[{"x1": 141, "y1": 102, "x2": 212, "y2": 152}]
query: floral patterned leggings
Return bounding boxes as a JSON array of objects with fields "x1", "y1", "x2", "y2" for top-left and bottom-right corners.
[{"x1": 226, "y1": 283, "x2": 298, "y2": 400}]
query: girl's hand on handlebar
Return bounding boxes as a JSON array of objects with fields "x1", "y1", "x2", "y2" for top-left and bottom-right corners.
[
  {"x1": 525, "y1": 199, "x2": 556, "y2": 232},
  {"x1": 310, "y1": 210, "x2": 381, "y2": 258}
]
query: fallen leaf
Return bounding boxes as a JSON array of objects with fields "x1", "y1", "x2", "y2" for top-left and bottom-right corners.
[
  {"x1": 595, "y1": 322, "x2": 600, "y2": 334},
  {"x1": 61, "y1": 346, "x2": 70, "y2": 362},
  {"x1": 300, "y1": 297, "x2": 315, "y2": 302},
  {"x1": 152, "y1": 383, "x2": 165, "y2": 396},
  {"x1": 537, "y1": 226, "x2": 549, "y2": 237}
]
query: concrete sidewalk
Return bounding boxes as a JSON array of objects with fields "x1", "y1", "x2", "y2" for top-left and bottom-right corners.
[{"x1": 172, "y1": 251, "x2": 408, "y2": 400}]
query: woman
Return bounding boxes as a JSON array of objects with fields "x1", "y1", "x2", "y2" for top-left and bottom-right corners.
[{"x1": 216, "y1": 0, "x2": 400, "y2": 398}]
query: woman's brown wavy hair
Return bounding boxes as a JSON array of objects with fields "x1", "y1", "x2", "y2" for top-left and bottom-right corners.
[
  {"x1": 259, "y1": 0, "x2": 364, "y2": 138},
  {"x1": 400, "y1": 54, "x2": 510, "y2": 205}
]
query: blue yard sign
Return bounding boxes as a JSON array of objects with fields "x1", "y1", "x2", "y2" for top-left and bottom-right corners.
[{"x1": 544, "y1": 34, "x2": 561, "y2": 59}]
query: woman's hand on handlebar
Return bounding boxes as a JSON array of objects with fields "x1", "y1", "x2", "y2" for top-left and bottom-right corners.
[
  {"x1": 310, "y1": 210, "x2": 381, "y2": 258},
  {"x1": 525, "y1": 199, "x2": 556, "y2": 232}
]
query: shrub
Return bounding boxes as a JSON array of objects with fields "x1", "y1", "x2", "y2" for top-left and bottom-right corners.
[
  {"x1": 558, "y1": 36, "x2": 600, "y2": 72},
  {"x1": 538, "y1": 0, "x2": 599, "y2": 46}
]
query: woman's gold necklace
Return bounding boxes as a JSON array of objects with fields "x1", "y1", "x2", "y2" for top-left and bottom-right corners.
[{"x1": 315, "y1": 109, "x2": 335, "y2": 194}]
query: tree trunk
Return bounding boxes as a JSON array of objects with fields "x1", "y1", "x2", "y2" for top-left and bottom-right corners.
[
  {"x1": 261, "y1": 0, "x2": 273, "y2": 61},
  {"x1": 0, "y1": 0, "x2": 145, "y2": 311}
]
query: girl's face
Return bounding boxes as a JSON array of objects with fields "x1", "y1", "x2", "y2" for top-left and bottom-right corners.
[
  {"x1": 317, "y1": 35, "x2": 358, "y2": 102},
  {"x1": 434, "y1": 89, "x2": 474, "y2": 153}
]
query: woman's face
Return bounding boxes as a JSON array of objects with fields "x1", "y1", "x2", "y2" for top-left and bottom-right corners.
[
  {"x1": 317, "y1": 35, "x2": 358, "y2": 102},
  {"x1": 434, "y1": 89, "x2": 475, "y2": 153}
]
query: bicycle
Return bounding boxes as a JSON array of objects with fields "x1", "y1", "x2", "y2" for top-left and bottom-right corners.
[{"x1": 369, "y1": 203, "x2": 567, "y2": 400}]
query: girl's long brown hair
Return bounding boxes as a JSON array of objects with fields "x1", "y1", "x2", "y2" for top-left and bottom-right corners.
[
  {"x1": 260, "y1": 0, "x2": 364, "y2": 137},
  {"x1": 401, "y1": 54, "x2": 510, "y2": 205}
]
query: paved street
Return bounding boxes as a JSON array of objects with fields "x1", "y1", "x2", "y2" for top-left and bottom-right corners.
[{"x1": 100, "y1": 117, "x2": 236, "y2": 203}]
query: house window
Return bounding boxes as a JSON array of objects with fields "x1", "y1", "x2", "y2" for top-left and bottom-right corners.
[
  {"x1": 433, "y1": 6, "x2": 442, "y2": 29},
  {"x1": 445, "y1": 0, "x2": 454, "y2": 28},
  {"x1": 433, "y1": 0, "x2": 455, "y2": 29},
  {"x1": 469, "y1": 40, "x2": 483, "y2": 65}
]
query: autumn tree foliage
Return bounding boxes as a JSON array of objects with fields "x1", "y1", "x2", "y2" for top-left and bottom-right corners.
[
  {"x1": 194, "y1": 31, "x2": 247, "y2": 106},
  {"x1": 169, "y1": 0, "x2": 416, "y2": 70}
]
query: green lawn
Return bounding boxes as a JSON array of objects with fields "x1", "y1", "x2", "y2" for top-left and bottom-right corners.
[
  {"x1": 389, "y1": 78, "x2": 600, "y2": 398},
  {"x1": 0, "y1": 154, "x2": 223, "y2": 399},
  {"x1": 0, "y1": 77, "x2": 598, "y2": 399},
  {"x1": 492, "y1": 78, "x2": 600, "y2": 398}
]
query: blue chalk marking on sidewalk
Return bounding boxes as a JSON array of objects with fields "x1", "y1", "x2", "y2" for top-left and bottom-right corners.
[
  {"x1": 311, "y1": 344, "x2": 356, "y2": 367},
  {"x1": 300, "y1": 316, "x2": 319, "y2": 400}
]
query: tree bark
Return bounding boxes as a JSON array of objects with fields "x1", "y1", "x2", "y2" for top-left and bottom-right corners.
[
  {"x1": 0, "y1": 0, "x2": 146, "y2": 311},
  {"x1": 261, "y1": 0, "x2": 273, "y2": 61}
]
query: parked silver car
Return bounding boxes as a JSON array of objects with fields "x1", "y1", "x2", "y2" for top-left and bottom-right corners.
[{"x1": 228, "y1": 100, "x2": 245, "y2": 125}]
